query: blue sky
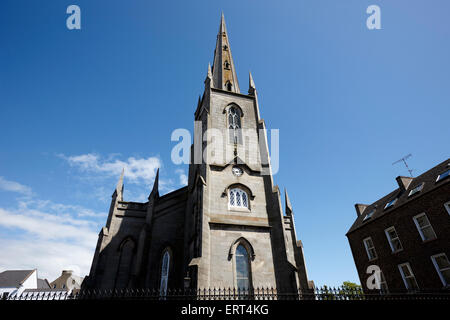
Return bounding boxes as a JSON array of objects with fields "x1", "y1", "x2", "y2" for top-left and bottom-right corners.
[{"x1": 0, "y1": 0, "x2": 449, "y2": 286}]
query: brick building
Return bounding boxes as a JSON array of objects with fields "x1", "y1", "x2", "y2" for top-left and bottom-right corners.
[{"x1": 346, "y1": 158, "x2": 450, "y2": 292}]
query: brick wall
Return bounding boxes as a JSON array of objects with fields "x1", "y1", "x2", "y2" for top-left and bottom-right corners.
[{"x1": 347, "y1": 182, "x2": 450, "y2": 292}]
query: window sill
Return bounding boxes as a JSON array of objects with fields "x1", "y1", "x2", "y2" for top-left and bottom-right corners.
[
  {"x1": 229, "y1": 207, "x2": 251, "y2": 213},
  {"x1": 408, "y1": 193, "x2": 421, "y2": 198},
  {"x1": 405, "y1": 290, "x2": 420, "y2": 294},
  {"x1": 435, "y1": 175, "x2": 449, "y2": 184},
  {"x1": 391, "y1": 249, "x2": 403, "y2": 254},
  {"x1": 421, "y1": 237, "x2": 437, "y2": 244}
]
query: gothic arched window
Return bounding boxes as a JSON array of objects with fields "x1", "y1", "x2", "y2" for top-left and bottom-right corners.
[
  {"x1": 235, "y1": 244, "x2": 251, "y2": 291},
  {"x1": 224, "y1": 61, "x2": 231, "y2": 69},
  {"x1": 228, "y1": 106, "x2": 242, "y2": 144},
  {"x1": 226, "y1": 81, "x2": 233, "y2": 91},
  {"x1": 159, "y1": 250, "x2": 170, "y2": 296},
  {"x1": 229, "y1": 188, "x2": 248, "y2": 209}
]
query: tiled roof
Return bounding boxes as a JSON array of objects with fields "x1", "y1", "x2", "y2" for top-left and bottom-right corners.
[
  {"x1": 347, "y1": 158, "x2": 450, "y2": 235},
  {"x1": 37, "y1": 278, "x2": 50, "y2": 289},
  {"x1": 0, "y1": 270, "x2": 34, "y2": 288}
]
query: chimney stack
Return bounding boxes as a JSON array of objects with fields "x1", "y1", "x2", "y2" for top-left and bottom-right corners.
[
  {"x1": 354, "y1": 204, "x2": 368, "y2": 217},
  {"x1": 396, "y1": 176, "x2": 413, "y2": 192}
]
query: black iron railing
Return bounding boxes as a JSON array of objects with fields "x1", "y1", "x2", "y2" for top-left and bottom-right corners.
[{"x1": 5, "y1": 287, "x2": 450, "y2": 301}]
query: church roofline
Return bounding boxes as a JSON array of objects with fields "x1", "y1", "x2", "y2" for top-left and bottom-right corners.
[
  {"x1": 117, "y1": 186, "x2": 188, "y2": 206},
  {"x1": 209, "y1": 220, "x2": 271, "y2": 230},
  {"x1": 158, "y1": 185, "x2": 188, "y2": 200},
  {"x1": 210, "y1": 87, "x2": 255, "y2": 100}
]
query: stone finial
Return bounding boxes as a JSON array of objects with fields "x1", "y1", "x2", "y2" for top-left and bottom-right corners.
[
  {"x1": 207, "y1": 62, "x2": 212, "y2": 79},
  {"x1": 285, "y1": 188, "x2": 293, "y2": 216},
  {"x1": 148, "y1": 168, "x2": 160, "y2": 200},
  {"x1": 219, "y1": 12, "x2": 227, "y2": 34},
  {"x1": 205, "y1": 63, "x2": 213, "y2": 87},
  {"x1": 248, "y1": 71, "x2": 256, "y2": 95},
  {"x1": 114, "y1": 168, "x2": 125, "y2": 200}
]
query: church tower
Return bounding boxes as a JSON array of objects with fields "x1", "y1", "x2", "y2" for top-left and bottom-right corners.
[
  {"x1": 183, "y1": 14, "x2": 310, "y2": 293},
  {"x1": 84, "y1": 14, "x2": 310, "y2": 294}
]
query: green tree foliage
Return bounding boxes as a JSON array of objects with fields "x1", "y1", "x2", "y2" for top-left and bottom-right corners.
[{"x1": 339, "y1": 281, "x2": 363, "y2": 299}]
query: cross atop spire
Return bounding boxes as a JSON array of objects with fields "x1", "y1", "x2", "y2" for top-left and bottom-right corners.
[{"x1": 211, "y1": 13, "x2": 240, "y2": 93}]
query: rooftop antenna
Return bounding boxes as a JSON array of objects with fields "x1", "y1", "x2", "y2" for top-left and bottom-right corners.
[{"x1": 392, "y1": 154, "x2": 414, "y2": 177}]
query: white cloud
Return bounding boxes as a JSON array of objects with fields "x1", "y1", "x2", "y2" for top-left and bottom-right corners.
[
  {"x1": 0, "y1": 237, "x2": 94, "y2": 281},
  {"x1": 59, "y1": 153, "x2": 161, "y2": 185},
  {"x1": 180, "y1": 175, "x2": 188, "y2": 186},
  {"x1": 18, "y1": 199, "x2": 106, "y2": 219},
  {"x1": 176, "y1": 169, "x2": 188, "y2": 186},
  {"x1": 123, "y1": 190, "x2": 149, "y2": 203},
  {"x1": 0, "y1": 181, "x2": 102, "y2": 280},
  {"x1": 0, "y1": 176, "x2": 32, "y2": 196},
  {"x1": 0, "y1": 207, "x2": 98, "y2": 249},
  {"x1": 58, "y1": 152, "x2": 184, "y2": 197},
  {"x1": 0, "y1": 154, "x2": 190, "y2": 282}
]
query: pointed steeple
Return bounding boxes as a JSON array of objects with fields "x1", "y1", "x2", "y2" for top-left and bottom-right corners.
[
  {"x1": 219, "y1": 11, "x2": 227, "y2": 34},
  {"x1": 212, "y1": 13, "x2": 240, "y2": 93},
  {"x1": 148, "y1": 168, "x2": 159, "y2": 200},
  {"x1": 248, "y1": 71, "x2": 256, "y2": 95},
  {"x1": 114, "y1": 168, "x2": 124, "y2": 201},
  {"x1": 285, "y1": 188, "x2": 293, "y2": 216}
]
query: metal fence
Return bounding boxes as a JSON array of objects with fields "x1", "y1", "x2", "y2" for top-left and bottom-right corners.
[{"x1": 5, "y1": 287, "x2": 450, "y2": 301}]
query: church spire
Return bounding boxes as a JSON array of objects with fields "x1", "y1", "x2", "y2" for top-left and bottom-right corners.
[{"x1": 212, "y1": 13, "x2": 240, "y2": 93}]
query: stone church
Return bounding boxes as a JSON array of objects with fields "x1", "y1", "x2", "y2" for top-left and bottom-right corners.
[{"x1": 84, "y1": 15, "x2": 311, "y2": 294}]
